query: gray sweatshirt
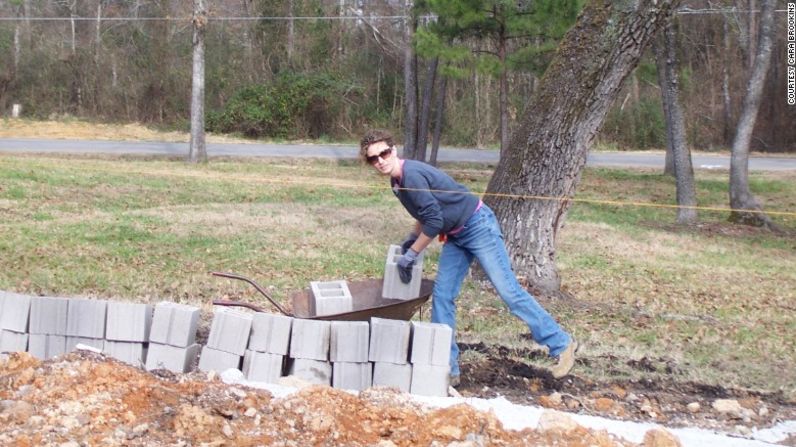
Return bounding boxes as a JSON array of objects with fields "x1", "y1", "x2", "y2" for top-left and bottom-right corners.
[{"x1": 391, "y1": 160, "x2": 480, "y2": 238}]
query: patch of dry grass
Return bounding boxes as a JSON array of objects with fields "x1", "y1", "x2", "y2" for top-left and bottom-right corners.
[{"x1": 0, "y1": 118, "x2": 253, "y2": 144}]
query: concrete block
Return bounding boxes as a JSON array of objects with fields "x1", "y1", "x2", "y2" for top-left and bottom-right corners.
[
  {"x1": 382, "y1": 245, "x2": 424, "y2": 300},
  {"x1": 368, "y1": 317, "x2": 410, "y2": 364},
  {"x1": 198, "y1": 346, "x2": 242, "y2": 373},
  {"x1": 66, "y1": 298, "x2": 107, "y2": 338},
  {"x1": 66, "y1": 336, "x2": 104, "y2": 352},
  {"x1": 0, "y1": 291, "x2": 31, "y2": 332},
  {"x1": 310, "y1": 280, "x2": 353, "y2": 316},
  {"x1": 410, "y1": 322, "x2": 453, "y2": 366},
  {"x1": 103, "y1": 341, "x2": 147, "y2": 366},
  {"x1": 29, "y1": 297, "x2": 69, "y2": 335},
  {"x1": 0, "y1": 330, "x2": 28, "y2": 353},
  {"x1": 332, "y1": 362, "x2": 372, "y2": 391},
  {"x1": 410, "y1": 363, "x2": 450, "y2": 397},
  {"x1": 330, "y1": 321, "x2": 369, "y2": 363},
  {"x1": 289, "y1": 319, "x2": 330, "y2": 360},
  {"x1": 288, "y1": 358, "x2": 331, "y2": 385},
  {"x1": 145, "y1": 342, "x2": 200, "y2": 373},
  {"x1": 206, "y1": 307, "x2": 253, "y2": 356},
  {"x1": 242, "y1": 350, "x2": 284, "y2": 383},
  {"x1": 248, "y1": 313, "x2": 292, "y2": 355},
  {"x1": 28, "y1": 334, "x2": 66, "y2": 360},
  {"x1": 372, "y1": 362, "x2": 412, "y2": 393},
  {"x1": 149, "y1": 302, "x2": 200, "y2": 347},
  {"x1": 106, "y1": 302, "x2": 153, "y2": 342}
]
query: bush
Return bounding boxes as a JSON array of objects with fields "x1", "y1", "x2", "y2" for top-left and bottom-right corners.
[{"x1": 207, "y1": 72, "x2": 354, "y2": 139}]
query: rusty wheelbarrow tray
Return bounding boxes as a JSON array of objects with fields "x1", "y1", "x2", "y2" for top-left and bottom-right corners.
[{"x1": 210, "y1": 271, "x2": 434, "y2": 321}]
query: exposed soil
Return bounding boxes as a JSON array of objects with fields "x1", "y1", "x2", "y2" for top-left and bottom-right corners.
[
  {"x1": 1, "y1": 351, "x2": 665, "y2": 447},
  {"x1": 457, "y1": 342, "x2": 796, "y2": 435}
]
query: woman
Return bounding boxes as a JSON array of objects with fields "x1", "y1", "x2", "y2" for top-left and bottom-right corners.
[{"x1": 360, "y1": 129, "x2": 577, "y2": 384}]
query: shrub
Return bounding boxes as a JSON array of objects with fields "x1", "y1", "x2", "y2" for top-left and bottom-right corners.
[{"x1": 207, "y1": 72, "x2": 354, "y2": 139}]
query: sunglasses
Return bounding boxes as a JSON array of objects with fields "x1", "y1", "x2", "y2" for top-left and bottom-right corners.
[{"x1": 367, "y1": 147, "x2": 393, "y2": 164}]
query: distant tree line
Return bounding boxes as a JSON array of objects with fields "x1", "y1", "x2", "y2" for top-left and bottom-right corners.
[{"x1": 0, "y1": 0, "x2": 792, "y2": 153}]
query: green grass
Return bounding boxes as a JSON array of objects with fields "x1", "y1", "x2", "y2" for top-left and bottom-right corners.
[{"x1": 1, "y1": 154, "x2": 794, "y2": 398}]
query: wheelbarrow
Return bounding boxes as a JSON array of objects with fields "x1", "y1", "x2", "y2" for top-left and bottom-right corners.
[{"x1": 210, "y1": 271, "x2": 434, "y2": 321}]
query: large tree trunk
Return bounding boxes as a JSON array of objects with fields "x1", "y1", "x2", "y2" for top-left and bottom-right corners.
[
  {"x1": 728, "y1": 0, "x2": 776, "y2": 229},
  {"x1": 416, "y1": 57, "x2": 438, "y2": 162},
  {"x1": 402, "y1": 2, "x2": 419, "y2": 160},
  {"x1": 429, "y1": 75, "x2": 447, "y2": 167},
  {"x1": 484, "y1": 0, "x2": 681, "y2": 295},
  {"x1": 655, "y1": 20, "x2": 697, "y2": 225},
  {"x1": 189, "y1": 0, "x2": 207, "y2": 164}
]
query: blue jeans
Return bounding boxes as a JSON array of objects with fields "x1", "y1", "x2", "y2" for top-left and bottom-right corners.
[{"x1": 430, "y1": 205, "x2": 571, "y2": 377}]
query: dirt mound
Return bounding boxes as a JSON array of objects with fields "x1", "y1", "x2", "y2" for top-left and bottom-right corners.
[
  {"x1": 0, "y1": 351, "x2": 666, "y2": 446},
  {"x1": 458, "y1": 342, "x2": 796, "y2": 435}
]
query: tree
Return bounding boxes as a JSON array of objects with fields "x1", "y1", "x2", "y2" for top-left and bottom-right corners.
[
  {"x1": 654, "y1": 19, "x2": 697, "y2": 224},
  {"x1": 484, "y1": 0, "x2": 682, "y2": 294},
  {"x1": 189, "y1": 0, "x2": 208, "y2": 164},
  {"x1": 403, "y1": 0, "x2": 420, "y2": 160},
  {"x1": 728, "y1": 0, "x2": 776, "y2": 229},
  {"x1": 417, "y1": 0, "x2": 581, "y2": 158}
]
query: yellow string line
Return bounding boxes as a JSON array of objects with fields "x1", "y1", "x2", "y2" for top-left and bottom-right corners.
[
  {"x1": 8, "y1": 160, "x2": 796, "y2": 218},
  {"x1": 392, "y1": 187, "x2": 796, "y2": 218}
]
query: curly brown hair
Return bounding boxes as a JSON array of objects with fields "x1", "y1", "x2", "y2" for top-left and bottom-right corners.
[{"x1": 359, "y1": 129, "x2": 395, "y2": 163}]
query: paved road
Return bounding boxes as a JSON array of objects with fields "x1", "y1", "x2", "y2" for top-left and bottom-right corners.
[{"x1": 1, "y1": 138, "x2": 794, "y2": 171}]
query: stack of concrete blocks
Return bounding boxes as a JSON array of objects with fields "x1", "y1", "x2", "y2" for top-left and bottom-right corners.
[
  {"x1": 243, "y1": 313, "x2": 293, "y2": 383},
  {"x1": 0, "y1": 292, "x2": 32, "y2": 356},
  {"x1": 287, "y1": 319, "x2": 332, "y2": 385},
  {"x1": 382, "y1": 245, "x2": 425, "y2": 300},
  {"x1": 330, "y1": 321, "x2": 371, "y2": 391},
  {"x1": 27, "y1": 297, "x2": 69, "y2": 359},
  {"x1": 145, "y1": 302, "x2": 201, "y2": 373},
  {"x1": 369, "y1": 317, "x2": 412, "y2": 392},
  {"x1": 409, "y1": 322, "x2": 453, "y2": 396},
  {"x1": 104, "y1": 302, "x2": 153, "y2": 366},
  {"x1": 65, "y1": 298, "x2": 107, "y2": 352},
  {"x1": 310, "y1": 281, "x2": 353, "y2": 317},
  {"x1": 198, "y1": 307, "x2": 252, "y2": 373}
]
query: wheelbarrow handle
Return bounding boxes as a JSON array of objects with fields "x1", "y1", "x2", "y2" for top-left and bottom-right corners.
[{"x1": 210, "y1": 271, "x2": 293, "y2": 317}]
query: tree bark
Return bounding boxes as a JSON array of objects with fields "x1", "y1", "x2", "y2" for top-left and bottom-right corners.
[
  {"x1": 429, "y1": 75, "x2": 447, "y2": 167},
  {"x1": 288, "y1": 0, "x2": 295, "y2": 63},
  {"x1": 722, "y1": 15, "x2": 733, "y2": 147},
  {"x1": 498, "y1": 29, "x2": 509, "y2": 159},
  {"x1": 14, "y1": 23, "x2": 20, "y2": 72},
  {"x1": 728, "y1": 0, "x2": 777, "y2": 229},
  {"x1": 416, "y1": 57, "x2": 438, "y2": 162},
  {"x1": 655, "y1": 21, "x2": 697, "y2": 224},
  {"x1": 402, "y1": 2, "x2": 418, "y2": 160},
  {"x1": 657, "y1": 64, "x2": 676, "y2": 176},
  {"x1": 69, "y1": 0, "x2": 77, "y2": 56},
  {"x1": 189, "y1": 0, "x2": 208, "y2": 164},
  {"x1": 484, "y1": 0, "x2": 682, "y2": 295},
  {"x1": 95, "y1": 1, "x2": 102, "y2": 66}
]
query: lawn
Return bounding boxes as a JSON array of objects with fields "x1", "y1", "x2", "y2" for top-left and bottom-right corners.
[{"x1": 1, "y1": 154, "x2": 794, "y2": 399}]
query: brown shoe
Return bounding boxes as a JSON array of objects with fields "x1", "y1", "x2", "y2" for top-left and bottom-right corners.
[
  {"x1": 550, "y1": 339, "x2": 578, "y2": 379},
  {"x1": 450, "y1": 375, "x2": 460, "y2": 387}
]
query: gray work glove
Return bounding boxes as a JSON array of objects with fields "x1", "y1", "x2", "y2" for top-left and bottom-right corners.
[
  {"x1": 400, "y1": 233, "x2": 418, "y2": 255},
  {"x1": 396, "y1": 248, "x2": 418, "y2": 284}
]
